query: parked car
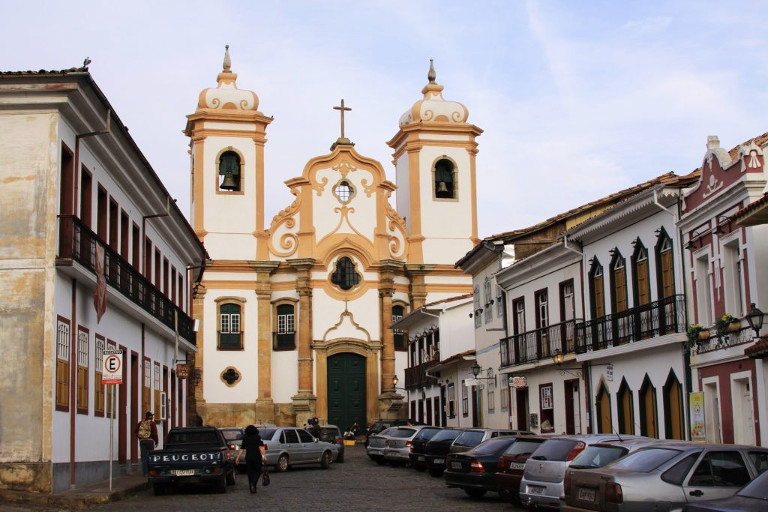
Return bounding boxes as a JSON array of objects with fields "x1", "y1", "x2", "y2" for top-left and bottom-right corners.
[
  {"x1": 366, "y1": 427, "x2": 394, "y2": 464},
  {"x1": 147, "y1": 427, "x2": 237, "y2": 495},
  {"x1": 317, "y1": 424, "x2": 345, "y2": 463},
  {"x1": 219, "y1": 427, "x2": 244, "y2": 449},
  {"x1": 495, "y1": 435, "x2": 550, "y2": 501},
  {"x1": 444, "y1": 435, "x2": 527, "y2": 498},
  {"x1": 682, "y1": 467, "x2": 768, "y2": 512},
  {"x1": 253, "y1": 427, "x2": 337, "y2": 472},
  {"x1": 382, "y1": 426, "x2": 425, "y2": 466},
  {"x1": 520, "y1": 434, "x2": 640, "y2": 509},
  {"x1": 408, "y1": 426, "x2": 443, "y2": 471},
  {"x1": 424, "y1": 428, "x2": 466, "y2": 477},
  {"x1": 449, "y1": 428, "x2": 531, "y2": 455},
  {"x1": 365, "y1": 419, "x2": 409, "y2": 446},
  {"x1": 562, "y1": 442, "x2": 768, "y2": 512}
]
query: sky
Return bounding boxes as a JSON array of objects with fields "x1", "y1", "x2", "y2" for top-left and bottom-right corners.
[{"x1": 4, "y1": 1, "x2": 768, "y2": 238}]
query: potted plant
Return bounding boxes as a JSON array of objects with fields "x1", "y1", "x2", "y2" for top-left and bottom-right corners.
[
  {"x1": 716, "y1": 313, "x2": 740, "y2": 335},
  {"x1": 687, "y1": 324, "x2": 709, "y2": 341}
]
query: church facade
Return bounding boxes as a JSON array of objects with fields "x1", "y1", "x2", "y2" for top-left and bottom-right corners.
[{"x1": 186, "y1": 50, "x2": 481, "y2": 429}]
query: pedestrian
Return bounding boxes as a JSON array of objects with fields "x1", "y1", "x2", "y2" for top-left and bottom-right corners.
[
  {"x1": 240, "y1": 425, "x2": 266, "y2": 494},
  {"x1": 135, "y1": 411, "x2": 158, "y2": 477},
  {"x1": 309, "y1": 417, "x2": 321, "y2": 439}
]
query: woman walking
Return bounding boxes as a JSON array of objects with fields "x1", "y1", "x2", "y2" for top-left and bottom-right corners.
[{"x1": 240, "y1": 425, "x2": 266, "y2": 493}]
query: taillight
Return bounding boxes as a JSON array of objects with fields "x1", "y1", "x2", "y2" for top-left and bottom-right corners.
[
  {"x1": 336, "y1": 437, "x2": 343, "y2": 444},
  {"x1": 563, "y1": 472, "x2": 571, "y2": 497},
  {"x1": 565, "y1": 441, "x2": 586, "y2": 461},
  {"x1": 405, "y1": 440, "x2": 412, "y2": 447},
  {"x1": 409, "y1": 445, "x2": 414, "y2": 453},
  {"x1": 470, "y1": 460, "x2": 485, "y2": 473},
  {"x1": 605, "y1": 482, "x2": 623, "y2": 504},
  {"x1": 225, "y1": 451, "x2": 232, "y2": 457}
]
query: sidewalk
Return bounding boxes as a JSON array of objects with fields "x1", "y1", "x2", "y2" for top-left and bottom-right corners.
[{"x1": 0, "y1": 470, "x2": 148, "y2": 510}]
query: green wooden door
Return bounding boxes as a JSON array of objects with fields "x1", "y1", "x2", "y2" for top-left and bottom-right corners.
[{"x1": 327, "y1": 353, "x2": 366, "y2": 432}]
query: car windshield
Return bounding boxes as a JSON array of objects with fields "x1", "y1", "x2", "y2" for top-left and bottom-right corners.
[
  {"x1": 503, "y1": 439, "x2": 545, "y2": 456},
  {"x1": 471, "y1": 437, "x2": 517, "y2": 456},
  {"x1": 453, "y1": 430, "x2": 486, "y2": 447},
  {"x1": 530, "y1": 439, "x2": 579, "y2": 461},
  {"x1": 610, "y1": 448, "x2": 681, "y2": 472},
  {"x1": 258, "y1": 428, "x2": 278, "y2": 441},
  {"x1": 376, "y1": 428, "x2": 393, "y2": 437},
  {"x1": 570, "y1": 445, "x2": 628, "y2": 469},
  {"x1": 220, "y1": 430, "x2": 243, "y2": 441},
  {"x1": 318, "y1": 428, "x2": 339, "y2": 442},
  {"x1": 737, "y1": 470, "x2": 768, "y2": 499},
  {"x1": 430, "y1": 429, "x2": 463, "y2": 442},
  {"x1": 390, "y1": 428, "x2": 419, "y2": 438},
  {"x1": 417, "y1": 428, "x2": 442, "y2": 441}
]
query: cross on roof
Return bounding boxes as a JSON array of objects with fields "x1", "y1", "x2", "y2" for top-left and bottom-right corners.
[{"x1": 333, "y1": 99, "x2": 352, "y2": 139}]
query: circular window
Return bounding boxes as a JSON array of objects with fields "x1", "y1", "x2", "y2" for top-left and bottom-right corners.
[{"x1": 333, "y1": 180, "x2": 354, "y2": 204}]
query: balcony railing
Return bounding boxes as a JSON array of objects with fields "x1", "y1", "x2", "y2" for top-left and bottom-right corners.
[
  {"x1": 404, "y1": 360, "x2": 439, "y2": 389},
  {"x1": 694, "y1": 326, "x2": 753, "y2": 354},
  {"x1": 57, "y1": 215, "x2": 196, "y2": 345},
  {"x1": 500, "y1": 318, "x2": 584, "y2": 367},
  {"x1": 576, "y1": 294, "x2": 685, "y2": 353}
]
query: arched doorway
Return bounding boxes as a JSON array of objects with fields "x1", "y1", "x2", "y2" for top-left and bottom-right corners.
[
  {"x1": 327, "y1": 353, "x2": 366, "y2": 431},
  {"x1": 595, "y1": 382, "x2": 611, "y2": 434}
]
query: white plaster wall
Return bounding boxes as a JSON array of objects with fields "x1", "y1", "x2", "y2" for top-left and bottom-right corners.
[
  {"x1": 439, "y1": 301, "x2": 474, "y2": 359},
  {"x1": 271, "y1": 350, "x2": 299, "y2": 403},
  {"x1": 394, "y1": 151, "x2": 410, "y2": 232},
  {"x1": 313, "y1": 289, "x2": 380, "y2": 342}
]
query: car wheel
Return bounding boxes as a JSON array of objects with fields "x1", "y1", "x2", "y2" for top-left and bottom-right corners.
[
  {"x1": 389, "y1": 461, "x2": 403, "y2": 468},
  {"x1": 428, "y1": 467, "x2": 444, "y2": 477},
  {"x1": 215, "y1": 476, "x2": 227, "y2": 494},
  {"x1": 152, "y1": 483, "x2": 165, "y2": 496},
  {"x1": 277, "y1": 454, "x2": 289, "y2": 472},
  {"x1": 336, "y1": 453, "x2": 344, "y2": 463},
  {"x1": 464, "y1": 488, "x2": 487, "y2": 499},
  {"x1": 226, "y1": 468, "x2": 236, "y2": 485},
  {"x1": 320, "y1": 450, "x2": 333, "y2": 469},
  {"x1": 375, "y1": 457, "x2": 387, "y2": 465},
  {"x1": 414, "y1": 464, "x2": 426, "y2": 472}
]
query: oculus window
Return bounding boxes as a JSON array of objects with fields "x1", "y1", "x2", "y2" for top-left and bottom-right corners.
[{"x1": 331, "y1": 256, "x2": 361, "y2": 291}]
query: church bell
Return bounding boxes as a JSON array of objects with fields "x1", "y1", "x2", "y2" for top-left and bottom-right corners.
[
  {"x1": 220, "y1": 171, "x2": 238, "y2": 190},
  {"x1": 436, "y1": 180, "x2": 449, "y2": 196}
]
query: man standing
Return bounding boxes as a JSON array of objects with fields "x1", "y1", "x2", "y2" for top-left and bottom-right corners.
[{"x1": 135, "y1": 411, "x2": 158, "y2": 477}]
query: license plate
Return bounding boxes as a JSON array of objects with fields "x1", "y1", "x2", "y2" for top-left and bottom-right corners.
[
  {"x1": 509, "y1": 462, "x2": 525, "y2": 470},
  {"x1": 577, "y1": 488, "x2": 596, "y2": 502},
  {"x1": 417, "y1": 456, "x2": 425, "y2": 461},
  {"x1": 450, "y1": 461, "x2": 462, "y2": 470},
  {"x1": 527, "y1": 484, "x2": 545, "y2": 495},
  {"x1": 434, "y1": 458, "x2": 444, "y2": 465},
  {"x1": 172, "y1": 469, "x2": 195, "y2": 476}
]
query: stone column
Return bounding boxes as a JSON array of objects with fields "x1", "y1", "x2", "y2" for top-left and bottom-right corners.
[
  {"x1": 188, "y1": 283, "x2": 206, "y2": 425},
  {"x1": 405, "y1": 264, "x2": 435, "y2": 310},
  {"x1": 288, "y1": 259, "x2": 316, "y2": 426},
  {"x1": 252, "y1": 261, "x2": 279, "y2": 422},
  {"x1": 378, "y1": 260, "x2": 405, "y2": 419}
]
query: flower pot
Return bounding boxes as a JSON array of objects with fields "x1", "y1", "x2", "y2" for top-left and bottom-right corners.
[
  {"x1": 727, "y1": 321, "x2": 740, "y2": 332},
  {"x1": 698, "y1": 330, "x2": 710, "y2": 340}
]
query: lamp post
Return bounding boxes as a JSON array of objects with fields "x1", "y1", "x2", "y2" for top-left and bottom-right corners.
[{"x1": 746, "y1": 303, "x2": 764, "y2": 338}]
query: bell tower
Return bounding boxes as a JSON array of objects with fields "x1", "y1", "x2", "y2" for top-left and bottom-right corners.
[
  {"x1": 184, "y1": 46, "x2": 273, "y2": 260},
  {"x1": 387, "y1": 60, "x2": 482, "y2": 266}
]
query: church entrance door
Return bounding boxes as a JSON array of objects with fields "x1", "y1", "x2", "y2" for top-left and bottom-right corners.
[{"x1": 327, "y1": 353, "x2": 366, "y2": 432}]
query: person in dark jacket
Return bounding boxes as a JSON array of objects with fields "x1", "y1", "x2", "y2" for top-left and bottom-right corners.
[{"x1": 240, "y1": 425, "x2": 265, "y2": 493}]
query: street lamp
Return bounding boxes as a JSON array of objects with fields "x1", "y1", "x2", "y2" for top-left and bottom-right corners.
[
  {"x1": 746, "y1": 303, "x2": 764, "y2": 338},
  {"x1": 471, "y1": 362, "x2": 496, "y2": 382}
]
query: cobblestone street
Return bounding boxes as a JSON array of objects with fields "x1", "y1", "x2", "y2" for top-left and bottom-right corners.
[{"x1": 2, "y1": 444, "x2": 524, "y2": 512}]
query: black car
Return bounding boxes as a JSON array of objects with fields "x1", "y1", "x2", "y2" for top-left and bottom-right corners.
[
  {"x1": 682, "y1": 468, "x2": 768, "y2": 512},
  {"x1": 444, "y1": 436, "x2": 523, "y2": 498},
  {"x1": 424, "y1": 428, "x2": 465, "y2": 477},
  {"x1": 409, "y1": 426, "x2": 443, "y2": 471}
]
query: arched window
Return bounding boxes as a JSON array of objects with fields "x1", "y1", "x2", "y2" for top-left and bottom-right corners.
[
  {"x1": 655, "y1": 229, "x2": 677, "y2": 333},
  {"x1": 610, "y1": 250, "x2": 630, "y2": 344},
  {"x1": 617, "y1": 378, "x2": 634, "y2": 435},
  {"x1": 218, "y1": 151, "x2": 241, "y2": 191},
  {"x1": 632, "y1": 240, "x2": 651, "y2": 338},
  {"x1": 392, "y1": 304, "x2": 406, "y2": 351},
  {"x1": 484, "y1": 277, "x2": 492, "y2": 324},
  {"x1": 663, "y1": 371, "x2": 684, "y2": 440},
  {"x1": 589, "y1": 259, "x2": 605, "y2": 318},
  {"x1": 218, "y1": 301, "x2": 243, "y2": 349},
  {"x1": 473, "y1": 286, "x2": 481, "y2": 328},
  {"x1": 274, "y1": 303, "x2": 296, "y2": 350},
  {"x1": 639, "y1": 375, "x2": 658, "y2": 438},
  {"x1": 434, "y1": 159, "x2": 455, "y2": 199},
  {"x1": 330, "y1": 256, "x2": 360, "y2": 291}
]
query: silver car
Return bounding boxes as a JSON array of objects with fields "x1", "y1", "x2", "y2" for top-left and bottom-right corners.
[
  {"x1": 520, "y1": 434, "x2": 641, "y2": 509},
  {"x1": 256, "y1": 427, "x2": 337, "y2": 472},
  {"x1": 382, "y1": 426, "x2": 425, "y2": 466},
  {"x1": 366, "y1": 427, "x2": 394, "y2": 464},
  {"x1": 561, "y1": 442, "x2": 768, "y2": 512}
]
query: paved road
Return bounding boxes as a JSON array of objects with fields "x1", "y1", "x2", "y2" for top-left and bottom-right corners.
[{"x1": 93, "y1": 444, "x2": 523, "y2": 511}]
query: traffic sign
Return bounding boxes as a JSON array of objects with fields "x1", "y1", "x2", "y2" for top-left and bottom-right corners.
[{"x1": 103, "y1": 349, "x2": 123, "y2": 384}]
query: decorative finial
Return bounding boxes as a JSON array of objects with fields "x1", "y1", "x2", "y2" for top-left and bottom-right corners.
[
  {"x1": 428, "y1": 59, "x2": 436, "y2": 84},
  {"x1": 223, "y1": 45, "x2": 231, "y2": 73}
]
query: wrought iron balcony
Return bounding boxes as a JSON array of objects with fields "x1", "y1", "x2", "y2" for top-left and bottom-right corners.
[
  {"x1": 693, "y1": 326, "x2": 752, "y2": 354},
  {"x1": 576, "y1": 294, "x2": 686, "y2": 353},
  {"x1": 57, "y1": 215, "x2": 196, "y2": 345},
  {"x1": 404, "y1": 360, "x2": 439, "y2": 389},
  {"x1": 500, "y1": 318, "x2": 584, "y2": 368}
]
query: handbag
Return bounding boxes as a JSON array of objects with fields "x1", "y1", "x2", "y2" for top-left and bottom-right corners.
[{"x1": 261, "y1": 468, "x2": 270, "y2": 486}]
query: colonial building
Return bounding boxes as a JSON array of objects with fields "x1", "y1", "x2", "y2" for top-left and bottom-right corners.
[
  {"x1": 680, "y1": 134, "x2": 768, "y2": 446},
  {"x1": 0, "y1": 67, "x2": 206, "y2": 492},
  {"x1": 186, "y1": 51, "x2": 478, "y2": 430}
]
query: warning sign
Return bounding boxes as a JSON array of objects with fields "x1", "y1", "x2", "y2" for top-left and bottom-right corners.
[{"x1": 103, "y1": 349, "x2": 123, "y2": 385}]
